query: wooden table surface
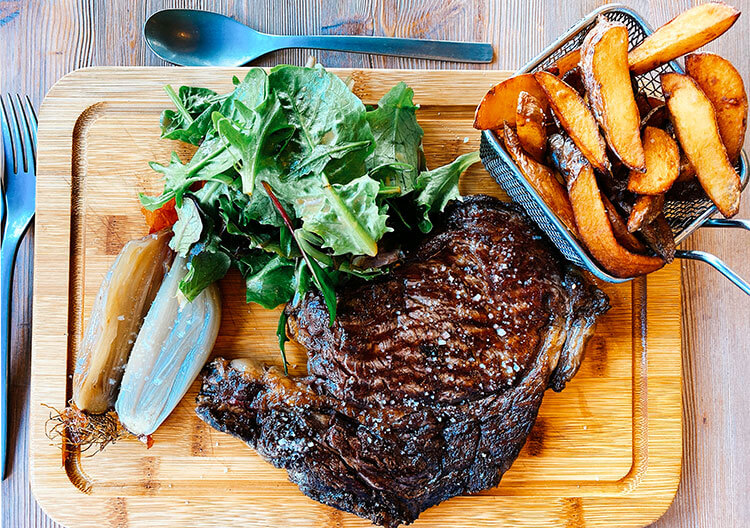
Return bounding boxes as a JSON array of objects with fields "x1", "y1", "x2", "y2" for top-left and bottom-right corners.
[{"x1": 2, "y1": 1, "x2": 748, "y2": 527}]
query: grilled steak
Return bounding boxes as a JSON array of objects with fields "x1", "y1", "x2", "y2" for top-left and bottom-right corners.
[{"x1": 196, "y1": 195, "x2": 609, "y2": 527}]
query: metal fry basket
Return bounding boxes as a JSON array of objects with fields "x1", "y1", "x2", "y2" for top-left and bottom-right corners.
[{"x1": 479, "y1": 3, "x2": 750, "y2": 293}]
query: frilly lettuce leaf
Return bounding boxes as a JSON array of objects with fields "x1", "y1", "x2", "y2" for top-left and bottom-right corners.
[
  {"x1": 415, "y1": 150, "x2": 481, "y2": 232},
  {"x1": 293, "y1": 175, "x2": 389, "y2": 257}
]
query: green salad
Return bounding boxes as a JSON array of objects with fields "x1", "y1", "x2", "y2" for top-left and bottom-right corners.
[{"x1": 142, "y1": 64, "x2": 479, "y2": 365}]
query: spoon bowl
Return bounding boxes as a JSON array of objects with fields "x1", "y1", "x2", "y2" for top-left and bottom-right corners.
[
  {"x1": 145, "y1": 10, "x2": 273, "y2": 66},
  {"x1": 144, "y1": 9, "x2": 493, "y2": 66}
]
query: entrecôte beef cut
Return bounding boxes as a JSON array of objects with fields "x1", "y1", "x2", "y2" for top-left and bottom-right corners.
[{"x1": 196, "y1": 195, "x2": 609, "y2": 527}]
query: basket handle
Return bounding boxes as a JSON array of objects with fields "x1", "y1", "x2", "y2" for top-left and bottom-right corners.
[
  {"x1": 676, "y1": 250, "x2": 750, "y2": 295},
  {"x1": 701, "y1": 218, "x2": 750, "y2": 231}
]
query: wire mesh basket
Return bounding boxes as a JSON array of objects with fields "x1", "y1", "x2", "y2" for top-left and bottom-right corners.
[{"x1": 479, "y1": 3, "x2": 750, "y2": 292}]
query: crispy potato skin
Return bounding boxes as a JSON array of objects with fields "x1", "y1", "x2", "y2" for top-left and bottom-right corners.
[
  {"x1": 627, "y1": 127, "x2": 680, "y2": 195},
  {"x1": 556, "y1": 48, "x2": 581, "y2": 77},
  {"x1": 676, "y1": 150, "x2": 696, "y2": 182},
  {"x1": 560, "y1": 68, "x2": 585, "y2": 96},
  {"x1": 640, "y1": 105, "x2": 668, "y2": 129},
  {"x1": 581, "y1": 17, "x2": 646, "y2": 171},
  {"x1": 627, "y1": 194, "x2": 665, "y2": 233},
  {"x1": 641, "y1": 104, "x2": 669, "y2": 130},
  {"x1": 474, "y1": 74, "x2": 548, "y2": 130},
  {"x1": 662, "y1": 72, "x2": 741, "y2": 218},
  {"x1": 535, "y1": 71, "x2": 610, "y2": 173},
  {"x1": 628, "y1": 3, "x2": 740, "y2": 74},
  {"x1": 639, "y1": 213, "x2": 676, "y2": 263},
  {"x1": 602, "y1": 195, "x2": 648, "y2": 253},
  {"x1": 566, "y1": 153, "x2": 665, "y2": 277},
  {"x1": 515, "y1": 91, "x2": 547, "y2": 162},
  {"x1": 503, "y1": 124, "x2": 578, "y2": 236},
  {"x1": 686, "y1": 52, "x2": 748, "y2": 164}
]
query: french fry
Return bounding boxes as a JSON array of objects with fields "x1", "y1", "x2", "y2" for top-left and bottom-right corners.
[
  {"x1": 565, "y1": 145, "x2": 665, "y2": 277},
  {"x1": 503, "y1": 124, "x2": 578, "y2": 236},
  {"x1": 515, "y1": 91, "x2": 547, "y2": 162},
  {"x1": 627, "y1": 194, "x2": 665, "y2": 233},
  {"x1": 627, "y1": 127, "x2": 680, "y2": 195},
  {"x1": 581, "y1": 17, "x2": 646, "y2": 171},
  {"x1": 474, "y1": 74, "x2": 549, "y2": 130},
  {"x1": 685, "y1": 52, "x2": 747, "y2": 164},
  {"x1": 662, "y1": 72, "x2": 741, "y2": 217},
  {"x1": 628, "y1": 3, "x2": 740, "y2": 74},
  {"x1": 602, "y1": 194, "x2": 648, "y2": 254},
  {"x1": 535, "y1": 71, "x2": 610, "y2": 173}
]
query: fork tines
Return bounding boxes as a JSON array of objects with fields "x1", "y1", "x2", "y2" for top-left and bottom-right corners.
[{"x1": 1, "y1": 94, "x2": 37, "y2": 177}]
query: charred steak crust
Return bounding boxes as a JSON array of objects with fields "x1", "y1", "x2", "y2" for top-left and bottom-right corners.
[{"x1": 196, "y1": 195, "x2": 609, "y2": 527}]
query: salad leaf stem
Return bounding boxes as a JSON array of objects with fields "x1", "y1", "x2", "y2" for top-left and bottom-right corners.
[
  {"x1": 164, "y1": 84, "x2": 194, "y2": 126},
  {"x1": 296, "y1": 230, "x2": 334, "y2": 266},
  {"x1": 377, "y1": 185, "x2": 402, "y2": 197},
  {"x1": 262, "y1": 181, "x2": 337, "y2": 323}
]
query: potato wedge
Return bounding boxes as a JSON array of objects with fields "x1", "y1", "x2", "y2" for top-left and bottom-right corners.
[
  {"x1": 635, "y1": 94, "x2": 663, "y2": 117},
  {"x1": 503, "y1": 124, "x2": 578, "y2": 235},
  {"x1": 566, "y1": 146, "x2": 665, "y2": 277},
  {"x1": 662, "y1": 72, "x2": 741, "y2": 217},
  {"x1": 515, "y1": 91, "x2": 547, "y2": 161},
  {"x1": 627, "y1": 194, "x2": 665, "y2": 232},
  {"x1": 685, "y1": 52, "x2": 748, "y2": 164},
  {"x1": 627, "y1": 127, "x2": 679, "y2": 194},
  {"x1": 602, "y1": 194, "x2": 648, "y2": 253},
  {"x1": 581, "y1": 17, "x2": 646, "y2": 171},
  {"x1": 556, "y1": 48, "x2": 581, "y2": 77},
  {"x1": 676, "y1": 154, "x2": 696, "y2": 182},
  {"x1": 474, "y1": 74, "x2": 549, "y2": 130},
  {"x1": 639, "y1": 213, "x2": 676, "y2": 263},
  {"x1": 628, "y1": 3, "x2": 740, "y2": 74},
  {"x1": 535, "y1": 71, "x2": 610, "y2": 173}
]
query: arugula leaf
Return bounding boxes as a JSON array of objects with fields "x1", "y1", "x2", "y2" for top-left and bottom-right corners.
[
  {"x1": 179, "y1": 240, "x2": 232, "y2": 301},
  {"x1": 219, "y1": 68, "x2": 268, "y2": 123},
  {"x1": 161, "y1": 85, "x2": 223, "y2": 145},
  {"x1": 213, "y1": 92, "x2": 291, "y2": 195},
  {"x1": 143, "y1": 137, "x2": 237, "y2": 209},
  {"x1": 269, "y1": 65, "x2": 374, "y2": 183},
  {"x1": 294, "y1": 175, "x2": 389, "y2": 256},
  {"x1": 415, "y1": 150, "x2": 481, "y2": 232},
  {"x1": 243, "y1": 254, "x2": 296, "y2": 309},
  {"x1": 169, "y1": 197, "x2": 202, "y2": 256},
  {"x1": 366, "y1": 82, "x2": 424, "y2": 192}
]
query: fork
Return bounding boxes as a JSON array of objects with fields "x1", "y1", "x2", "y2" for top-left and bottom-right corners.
[{"x1": 1, "y1": 94, "x2": 37, "y2": 480}]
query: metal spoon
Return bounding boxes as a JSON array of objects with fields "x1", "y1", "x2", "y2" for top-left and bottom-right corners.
[{"x1": 144, "y1": 9, "x2": 493, "y2": 66}]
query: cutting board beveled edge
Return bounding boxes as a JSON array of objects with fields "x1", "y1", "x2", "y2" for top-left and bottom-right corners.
[{"x1": 29, "y1": 67, "x2": 682, "y2": 528}]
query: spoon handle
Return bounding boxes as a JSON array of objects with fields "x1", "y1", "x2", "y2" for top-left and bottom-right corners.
[{"x1": 268, "y1": 34, "x2": 493, "y2": 63}]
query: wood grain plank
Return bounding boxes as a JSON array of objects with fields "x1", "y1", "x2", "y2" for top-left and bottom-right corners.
[{"x1": 1, "y1": 1, "x2": 749, "y2": 527}]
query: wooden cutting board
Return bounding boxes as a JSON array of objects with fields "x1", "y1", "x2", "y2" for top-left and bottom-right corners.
[{"x1": 30, "y1": 67, "x2": 681, "y2": 528}]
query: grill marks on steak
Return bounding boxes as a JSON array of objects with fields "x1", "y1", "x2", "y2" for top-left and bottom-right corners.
[{"x1": 196, "y1": 195, "x2": 609, "y2": 527}]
